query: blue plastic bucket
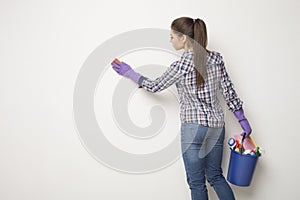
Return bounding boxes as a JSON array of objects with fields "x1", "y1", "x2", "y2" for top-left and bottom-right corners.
[{"x1": 227, "y1": 149, "x2": 259, "y2": 186}]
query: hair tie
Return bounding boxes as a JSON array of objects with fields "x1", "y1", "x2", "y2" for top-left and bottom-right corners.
[{"x1": 193, "y1": 18, "x2": 196, "y2": 23}]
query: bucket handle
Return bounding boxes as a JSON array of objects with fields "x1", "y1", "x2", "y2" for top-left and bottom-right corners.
[
  {"x1": 248, "y1": 136, "x2": 257, "y2": 148},
  {"x1": 240, "y1": 134, "x2": 257, "y2": 154}
]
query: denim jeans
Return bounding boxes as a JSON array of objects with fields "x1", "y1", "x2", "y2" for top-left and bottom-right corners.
[{"x1": 181, "y1": 123, "x2": 235, "y2": 200}]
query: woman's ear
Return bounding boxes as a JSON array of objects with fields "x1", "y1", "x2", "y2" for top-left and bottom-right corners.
[{"x1": 181, "y1": 35, "x2": 187, "y2": 43}]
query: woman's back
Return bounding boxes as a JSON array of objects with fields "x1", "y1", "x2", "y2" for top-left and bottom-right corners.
[
  {"x1": 176, "y1": 50, "x2": 223, "y2": 127},
  {"x1": 138, "y1": 49, "x2": 243, "y2": 128}
]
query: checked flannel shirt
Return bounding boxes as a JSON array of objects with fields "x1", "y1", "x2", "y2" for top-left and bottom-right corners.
[{"x1": 137, "y1": 49, "x2": 243, "y2": 128}]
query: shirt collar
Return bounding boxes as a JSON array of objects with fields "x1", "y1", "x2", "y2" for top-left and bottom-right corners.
[{"x1": 182, "y1": 50, "x2": 222, "y2": 65}]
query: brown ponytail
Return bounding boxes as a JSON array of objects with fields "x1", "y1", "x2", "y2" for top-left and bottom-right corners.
[{"x1": 171, "y1": 17, "x2": 209, "y2": 90}]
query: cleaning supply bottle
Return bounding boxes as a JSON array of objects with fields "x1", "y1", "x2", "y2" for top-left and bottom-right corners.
[{"x1": 228, "y1": 138, "x2": 236, "y2": 150}]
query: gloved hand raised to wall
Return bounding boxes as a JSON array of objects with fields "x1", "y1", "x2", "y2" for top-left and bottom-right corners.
[
  {"x1": 111, "y1": 58, "x2": 141, "y2": 84},
  {"x1": 234, "y1": 108, "x2": 252, "y2": 137}
]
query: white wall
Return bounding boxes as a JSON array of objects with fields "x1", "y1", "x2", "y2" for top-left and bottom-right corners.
[{"x1": 1, "y1": 0, "x2": 299, "y2": 199}]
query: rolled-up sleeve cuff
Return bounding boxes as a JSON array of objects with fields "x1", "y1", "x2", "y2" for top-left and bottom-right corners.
[
  {"x1": 227, "y1": 99, "x2": 243, "y2": 112},
  {"x1": 137, "y1": 76, "x2": 148, "y2": 88}
]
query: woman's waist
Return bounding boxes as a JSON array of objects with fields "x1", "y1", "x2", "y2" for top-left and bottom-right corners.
[{"x1": 180, "y1": 102, "x2": 223, "y2": 113}]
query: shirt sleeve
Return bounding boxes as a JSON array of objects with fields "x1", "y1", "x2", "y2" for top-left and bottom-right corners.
[
  {"x1": 137, "y1": 53, "x2": 194, "y2": 93},
  {"x1": 219, "y1": 55, "x2": 243, "y2": 112}
]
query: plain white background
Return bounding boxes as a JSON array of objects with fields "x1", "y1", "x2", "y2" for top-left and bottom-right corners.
[{"x1": 1, "y1": 0, "x2": 300, "y2": 199}]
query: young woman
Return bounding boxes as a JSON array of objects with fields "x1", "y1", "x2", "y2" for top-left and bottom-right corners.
[{"x1": 111, "y1": 17, "x2": 252, "y2": 200}]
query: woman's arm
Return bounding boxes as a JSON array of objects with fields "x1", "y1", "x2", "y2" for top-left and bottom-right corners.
[
  {"x1": 219, "y1": 55, "x2": 252, "y2": 136},
  {"x1": 138, "y1": 53, "x2": 194, "y2": 93},
  {"x1": 219, "y1": 56, "x2": 243, "y2": 111}
]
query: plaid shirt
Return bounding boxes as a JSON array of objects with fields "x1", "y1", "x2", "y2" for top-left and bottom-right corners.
[{"x1": 137, "y1": 49, "x2": 243, "y2": 127}]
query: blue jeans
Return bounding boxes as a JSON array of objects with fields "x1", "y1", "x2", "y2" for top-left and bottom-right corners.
[{"x1": 181, "y1": 123, "x2": 235, "y2": 200}]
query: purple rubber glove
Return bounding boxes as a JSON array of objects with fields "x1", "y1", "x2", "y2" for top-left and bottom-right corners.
[
  {"x1": 111, "y1": 58, "x2": 141, "y2": 84},
  {"x1": 233, "y1": 108, "x2": 252, "y2": 137}
]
